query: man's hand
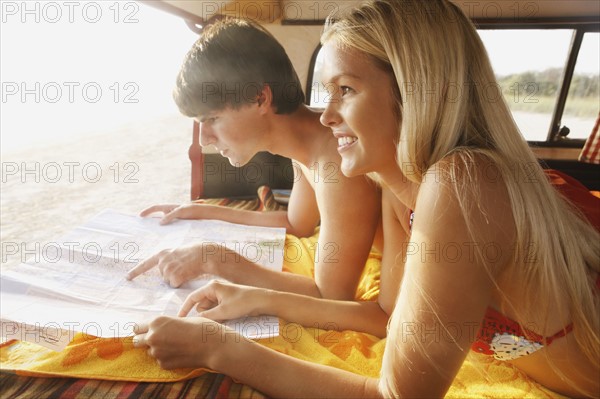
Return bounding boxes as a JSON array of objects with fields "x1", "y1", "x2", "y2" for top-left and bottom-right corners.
[
  {"x1": 140, "y1": 203, "x2": 208, "y2": 225},
  {"x1": 126, "y1": 244, "x2": 217, "y2": 287}
]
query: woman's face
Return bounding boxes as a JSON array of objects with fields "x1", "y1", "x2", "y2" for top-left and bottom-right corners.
[{"x1": 319, "y1": 41, "x2": 400, "y2": 178}]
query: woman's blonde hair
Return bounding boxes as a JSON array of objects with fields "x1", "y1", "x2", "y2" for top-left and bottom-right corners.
[{"x1": 322, "y1": 0, "x2": 600, "y2": 396}]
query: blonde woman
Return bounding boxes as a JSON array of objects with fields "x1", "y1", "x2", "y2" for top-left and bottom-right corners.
[{"x1": 134, "y1": 1, "x2": 600, "y2": 397}]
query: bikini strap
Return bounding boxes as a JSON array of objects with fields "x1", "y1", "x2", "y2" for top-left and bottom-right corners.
[{"x1": 545, "y1": 324, "x2": 574, "y2": 345}]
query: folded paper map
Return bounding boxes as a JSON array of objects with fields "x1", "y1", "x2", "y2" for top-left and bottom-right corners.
[{"x1": 1, "y1": 209, "x2": 286, "y2": 350}]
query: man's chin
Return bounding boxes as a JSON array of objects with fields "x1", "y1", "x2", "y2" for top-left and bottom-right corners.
[{"x1": 226, "y1": 156, "x2": 249, "y2": 168}]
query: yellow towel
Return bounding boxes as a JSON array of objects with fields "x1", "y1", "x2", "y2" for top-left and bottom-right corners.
[
  {"x1": 0, "y1": 233, "x2": 566, "y2": 398},
  {"x1": 0, "y1": 335, "x2": 203, "y2": 382}
]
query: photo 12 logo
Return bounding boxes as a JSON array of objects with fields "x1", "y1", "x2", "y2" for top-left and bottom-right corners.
[
  {"x1": 1, "y1": 241, "x2": 141, "y2": 265},
  {"x1": 1, "y1": 162, "x2": 140, "y2": 184},
  {"x1": 1, "y1": 1, "x2": 140, "y2": 24},
  {"x1": 1, "y1": 82, "x2": 139, "y2": 104},
  {"x1": 195, "y1": 1, "x2": 340, "y2": 22}
]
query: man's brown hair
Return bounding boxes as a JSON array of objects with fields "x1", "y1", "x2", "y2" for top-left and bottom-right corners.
[{"x1": 174, "y1": 18, "x2": 305, "y2": 117}]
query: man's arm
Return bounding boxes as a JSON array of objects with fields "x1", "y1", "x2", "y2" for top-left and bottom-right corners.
[
  {"x1": 140, "y1": 162, "x2": 321, "y2": 237},
  {"x1": 130, "y1": 162, "x2": 381, "y2": 300},
  {"x1": 128, "y1": 166, "x2": 326, "y2": 294}
]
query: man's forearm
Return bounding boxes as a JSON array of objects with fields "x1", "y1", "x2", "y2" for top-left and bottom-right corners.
[{"x1": 200, "y1": 205, "x2": 290, "y2": 228}]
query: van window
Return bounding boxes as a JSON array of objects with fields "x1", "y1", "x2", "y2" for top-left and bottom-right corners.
[
  {"x1": 478, "y1": 29, "x2": 572, "y2": 141},
  {"x1": 308, "y1": 47, "x2": 328, "y2": 108},
  {"x1": 308, "y1": 29, "x2": 598, "y2": 143},
  {"x1": 561, "y1": 32, "x2": 600, "y2": 140}
]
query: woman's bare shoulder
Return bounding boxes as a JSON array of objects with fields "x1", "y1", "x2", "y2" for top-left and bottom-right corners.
[{"x1": 416, "y1": 152, "x2": 517, "y2": 271}]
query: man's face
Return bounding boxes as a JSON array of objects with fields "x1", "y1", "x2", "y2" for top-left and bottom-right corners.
[{"x1": 197, "y1": 103, "x2": 266, "y2": 166}]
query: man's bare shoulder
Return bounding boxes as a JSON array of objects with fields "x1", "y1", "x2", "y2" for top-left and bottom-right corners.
[{"x1": 292, "y1": 133, "x2": 377, "y2": 196}]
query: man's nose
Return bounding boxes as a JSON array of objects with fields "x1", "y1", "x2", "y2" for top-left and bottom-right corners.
[{"x1": 199, "y1": 123, "x2": 216, "y2": 147}]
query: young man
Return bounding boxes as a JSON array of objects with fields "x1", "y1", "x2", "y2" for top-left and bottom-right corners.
[{"x1": 127, "y1": 19, "x2": 381, "y2": 300}]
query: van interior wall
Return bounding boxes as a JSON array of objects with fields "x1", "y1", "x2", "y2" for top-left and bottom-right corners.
[{"x1": 265, "y1": 23, "x2": 322, "y2": 95}]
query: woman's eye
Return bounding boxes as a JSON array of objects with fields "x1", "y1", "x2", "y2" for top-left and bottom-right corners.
[
  {"x1": 322, "y1": 83, "x2": 335, "y2": 96},
  {"x1": 340, "y1": 86, "x2": 353, "y2": 96}
]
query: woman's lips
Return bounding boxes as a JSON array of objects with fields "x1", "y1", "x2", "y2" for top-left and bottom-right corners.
[{"x1": 335, "y1": 135, "x2": 357, "y2": 151}]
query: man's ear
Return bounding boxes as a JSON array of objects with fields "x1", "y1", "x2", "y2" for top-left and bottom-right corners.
[{"x1": 257, "y1": 84, "x2": 274, "y2": 114}]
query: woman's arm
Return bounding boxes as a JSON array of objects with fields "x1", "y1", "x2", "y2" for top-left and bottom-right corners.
[
  {"x1": 215, "y1": 330, "x2": 382, "y2": 399},
  {"x1": 311, "y1": 165, "x2": 382, "y2": 300},
  {"x1": 134, "y1": 161, "x2": 517, "y2": 398},
  {"x1": 377, "y1": 161, "x2": 516, "y2": 397},
  {"x1": 134, "y1": 317, "x2": 382, "y2": 399},
  {"x1": 180, "y1": 280, "x2": 390, "y2": 337},
  {"x1": 377, "y1": 187, "x2": 411, "y2": 314}
]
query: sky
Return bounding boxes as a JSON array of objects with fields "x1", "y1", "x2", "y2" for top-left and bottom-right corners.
[
  {"x1": 1, "y1": 0, "x2": 199, "y2": 152},
  {"x1": 479, "y1": 29, "x2": 599, "y2": 77}
]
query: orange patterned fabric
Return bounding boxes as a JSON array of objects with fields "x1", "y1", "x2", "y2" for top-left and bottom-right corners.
[
  {"x1": 194, "y1": 186, "x2": 287, "y2": 212},
  {"x1": 546, "y1": 169, "x2": 600, "y2": 231},
  {"x1": 579, "y1": 113, "x2": 600, "y2": 164}
]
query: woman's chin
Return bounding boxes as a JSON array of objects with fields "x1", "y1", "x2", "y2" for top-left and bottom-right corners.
[{"x1": 340, "y1": 160, "x2": 368, "y2": 178}]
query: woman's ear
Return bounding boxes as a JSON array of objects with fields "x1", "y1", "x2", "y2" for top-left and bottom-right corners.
[{"x1": 257, "y1": 84, "x2": 274, "y2": 114}]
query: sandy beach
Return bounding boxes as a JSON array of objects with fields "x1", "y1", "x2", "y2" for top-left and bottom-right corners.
[{"x1": 1, "y1": 113, "x2": 194, "y2": 269}]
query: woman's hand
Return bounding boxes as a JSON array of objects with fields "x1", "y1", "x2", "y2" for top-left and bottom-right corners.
[
  {"x1": 179, "y1": 280, "x2": 268, "y2": 322},
  {"x1": 132, "y1": 316, "x2": 240, "y2": 370},
  {"x1": 140, "y1": 203, "x2": 208, "y2": 225}
]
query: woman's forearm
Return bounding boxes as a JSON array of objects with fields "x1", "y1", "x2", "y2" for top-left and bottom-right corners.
[
  {"x1": 210, "y1": 256, "x2": 323, "y2": 297},
  {"x1": 212, "y1": 337, "x2": 383, "y2": 399},
  {"x1": 259, "y1": 290, "x2": 389, "y2": 337}
]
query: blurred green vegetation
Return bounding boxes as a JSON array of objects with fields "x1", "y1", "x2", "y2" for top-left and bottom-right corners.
[{"x1": 497, "y1": 68, "x2": 599, "y2": 117}]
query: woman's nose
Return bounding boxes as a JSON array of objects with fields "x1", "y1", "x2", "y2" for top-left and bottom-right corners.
[{"x1": 320, "y1": 100, "x2": 342, "y2": 127}]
